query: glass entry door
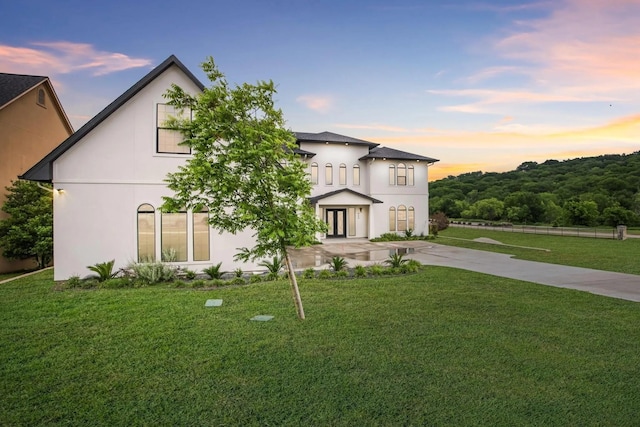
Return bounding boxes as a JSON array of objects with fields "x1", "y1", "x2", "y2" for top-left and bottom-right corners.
[{"x1": 325, "y1": 209, "x2": 347, "y2": 238}]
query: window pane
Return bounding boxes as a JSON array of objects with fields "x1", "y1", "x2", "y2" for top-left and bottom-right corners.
[
  {"x1": 137, "y1": 204, "x2": 155, "y2": 262},
  {"x1": 348, "y1": 207, "x2": 356, "y2": 236},
  {"x1": 389, "y1": 207, "x2": 396, "y2": 231},
  {"x1": 353, "y1": 165, "x2": 360, "y2": 186},
  {"x1": 161, "y1": 211, "x2": 187, "y2": 261},
  {"x1": 339, "y1": 164, "x2": 347, "y2": 185},
  {"x1": 408, "y1": 165, "x2": 414, "y2": 186},
  {"x1": 397, "y1": 163, "x2": 406, "y2": 186},
  {"x1": 193, "y1": 210, "x2": 210, "y2": 261},
  {"x1": 157, "y1": 103, "x2": 191, "y2": 154},
  {"x1": 408, "y1": 206, "x2": 415, "y2": 231},
  {"x1": 389, "y1": 165, "x2": 396, "y2": 185},
  {"x1": 325, "y1": 164, "x2": 333, "y2": 185},
  {"x1": 310, "y1": 163, "x2": 318, "y2": 184},
  {"x1": 397, "y1": 205, "x2": 407, "y2": 232}
]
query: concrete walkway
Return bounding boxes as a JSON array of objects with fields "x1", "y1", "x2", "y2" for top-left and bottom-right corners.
[{"x1": 289, "y1": 240, "x2": 640, "y2": 302}]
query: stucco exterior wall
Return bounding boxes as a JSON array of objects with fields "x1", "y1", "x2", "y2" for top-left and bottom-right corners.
[
  {"x1": 0, "y1": 82, "x2": 72, "y2": 272},
  {"x1": 301, "y1": 142, "x2": 370, "y2": 196}
]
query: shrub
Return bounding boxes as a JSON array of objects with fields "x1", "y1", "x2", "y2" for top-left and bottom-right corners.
[
  {"x1": 265, "y1": 272, "x2": 279, "y2": 282},
  {"x1": 385, "y1": 253, "x2": 408, "y2": 268},
  {"x1": 317, "y1": 270, "x2": 332, "y2": 279},
  {"x1": 99, "y1": 277, "x2": 133, "y2": 289},
  {"x1": 429, "y1": 224, "x2": 439, "y2": 236},
  {"x1": 302, "y1": 268, "x2": 316, "y2": 279},
  {"x1": 402, "y1": 259, "x2": 422, "y2": 273},
  {"x1": 183, "y1": 269, "x2": 197, "y2": 280},
  {"x1": 430, "y1": 212, "x2": 450, "y2": 231},
  {"x1": 354, "y1": 265, "x2": 367, "y2": 278},
  {"x1": 329, "y1": 256, "x2": 348, "y2": 272},
  {"x1": 191, "y1": 279, "x2": 206, "y2": 288},
  {"x1": 249, "y1": 274, "x2": 263, "y2": 284},
  {"x1": 65, "y1": 275, "x2": 82, "y2": 289},
  {"x1": 335, "y1": 270, "x2": 349, "y2": 278},
  {"x1": 161, "y1": 248, "x2": 178, "y2": 262},
  {"x1": 234, "y1": 268, "x2": 243, "y2": 278},
  {"x1": 404, "y1": 228, "x2": 414, "y2": 238},
  {"x1": 87, "y1": 259, "x2": 117, "y2": 282},
  {"x1": 230, "y1": 277, "x2": 246, "y2": 286},
  {"x1": 369, "y1": 264, "x2": 386, "y2": 276},
  {"x1": 130, "y1": 262, "x2": 176, "y2": 285},
  {"x1": 203, "y1": 262, "x2": 223, "y2": 279},
  {"x1": 259, "y1": 256, "x2": 283, "y2": 275}
]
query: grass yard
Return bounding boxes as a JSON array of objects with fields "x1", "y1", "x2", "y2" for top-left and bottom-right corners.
[
  {"x1": 438, "y1": 227, "x2": 640, "y2": 275},
  {"x1": 2, "y1": 269, "x2": 640, "y2": 426}
]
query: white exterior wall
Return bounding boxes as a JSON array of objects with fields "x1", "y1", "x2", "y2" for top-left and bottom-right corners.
[
  {"x1": 301, "y1": 142, "x2": 370, "y2": 196},
  {"x1": 52, "y1": 65, "x2": 261, "y2": 280}
]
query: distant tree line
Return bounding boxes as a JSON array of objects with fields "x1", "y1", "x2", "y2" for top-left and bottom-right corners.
[{"x1": 429, "y1": 152, "x2": 640, "y2": 227}]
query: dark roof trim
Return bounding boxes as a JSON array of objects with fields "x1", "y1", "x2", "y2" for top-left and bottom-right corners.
[
  {"x1": 309, "y1": 188, "x2": 383, "y2": 205},
  {"x1": 293, "y1": 147, "x2": 316, "y2": 158},
  {"x1": 20, "y1": 55, "x2": 205, "y2": 182},
  {"x1": 359, "y1": 146, "x2": 439, "y2": 163},
  {"x1": 295, "y1": 131, "x2": 379, "y2": 148}
]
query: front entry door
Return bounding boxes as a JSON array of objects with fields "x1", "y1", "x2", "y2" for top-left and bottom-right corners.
[{"x1": 325, "y1": 209, "x2": 347, "y2": 238}]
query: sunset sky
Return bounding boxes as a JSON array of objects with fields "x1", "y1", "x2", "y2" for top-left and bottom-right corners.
[{"x1": 2, "y1": 0, "x2": 639, "y2": 180}]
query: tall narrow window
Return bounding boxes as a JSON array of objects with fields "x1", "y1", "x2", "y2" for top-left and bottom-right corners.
[
  {"x1": 408, "y1": 165, "x2": 415, "y2": 186},
  {"x1": 397, "y1": 163, "x2": 407, "y2": 186},
  {"x1": 353, "y1": 164, "x2": 360, "y2": 186},
  {"x1": 339, "y1": 164, "x2": 347, "y2": 185},
  {"x1": 37, "y1": 88, "x2": 45, "y2": 106},
  {"x1": 389, "y1": 165, "x2": 396, "y2": 185},
  {"x1": 348, "y1": 207, "x2": 356, "y2": 236},
  {"x1": 389, "y1": 207, "x2": 396, "y2": 231},
  {"x1": 397, "y1": 205, "x2": 407, "y2": 232},
  {"x1": 161, "y1": 210, "x2": 187, "y2": 261},
  {"x1": 408, "y1": 206, "x2": 415, "y2": 231},
  {"x1": 193, "y1": 208, "x2": 210, "y2": 261},
  {"x1": 310, "y1": 162, "x2": 318, "y2": 184},
  {"x1": 137, "y1": 204, "x2": 155, "y2": 262},
  {"x1": 157, "y1": 103, "x2": 191, "y2": 154},
  {"x1": 325, "y1": 163, "x2": 333, "y2": 185}
]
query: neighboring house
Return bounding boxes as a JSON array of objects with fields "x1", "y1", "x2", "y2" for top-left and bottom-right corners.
[
  {"x1": 0, "y1": 73, "x2": 73, "y2": 273},
  {"x1": 22, "y1": 55, "x2": 438, "y2": 281}
]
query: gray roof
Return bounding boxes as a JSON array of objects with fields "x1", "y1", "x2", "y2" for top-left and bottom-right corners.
[
  {"x1": 0, "y1": 73, "x2": 47, "y2": 109},
  {"x1": 360, "y1": 146, "x2": 439, "y2": 163},
  {"x1": 293, "y1": 147, "x2": 316, "y2": 157},
  {"x1": 309, "y1": 188, "x2": 383, "y2": 205},
  {"x1": 20, "y1": 55, "x2": 205, "y2": 182},
  {"x1": 295, "y1": 131, "x2": 379, "y2": 148}
]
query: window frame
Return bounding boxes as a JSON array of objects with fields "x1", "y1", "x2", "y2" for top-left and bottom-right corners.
[
  {"x1": 325, "y1": 163, "x2": 333, "y2": 185},
  {"x1": 156, "y1": 103, "x2": 191, "y2": 155},
  {"x1": 161, "y1": 209, "x2": 188, "y2": 262},
  {"x1": 137, "y1": 204, "x2": 156, "y2": 262},
  {"x1": 397, "y1": 205, "x2": 407, "y2": 232},
  {"x1": 310, "y1": 162, "x2": 318, "y2": 185},
  {"x1": 192, "y1": 208, "x2": 210, "y2": 262},
  {"x1": 389, "y1": 207, "x2": 396, "y2": 231},
  {"x1": 353, "y1": 164, "x2": 360, "y2": 186},
  {"x1": 397, "y1": 163, "x2": 407, "y2": 186},
  {"x1": 339, "y1": 163, "x2": 347, "y2": 185},
  {"x1": 389, "y1": 165, "x2": 396, "y2": 185}
]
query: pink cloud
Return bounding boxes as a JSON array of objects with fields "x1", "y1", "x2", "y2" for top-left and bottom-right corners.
[
  {"x1": 0, "y1": 41, "x2": 152, "y2": 76},
  {"x1": 296, "y1": 94, "x2": 334, "y2": 113}
]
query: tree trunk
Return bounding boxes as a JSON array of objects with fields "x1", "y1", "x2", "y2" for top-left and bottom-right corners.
[{"x1": 283, "y1": 248, "x2": 305, "y2": 320}]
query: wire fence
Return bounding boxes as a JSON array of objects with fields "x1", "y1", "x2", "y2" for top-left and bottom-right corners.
[{"x1": 449, "y1": 222, "x2": 621, "y2": 239}]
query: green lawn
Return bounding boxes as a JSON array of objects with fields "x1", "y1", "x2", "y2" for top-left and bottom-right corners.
[
  {"x1": 2, "y1": 269, "x2": 640, "y2": 426},
  {"x1": 438, "y1": 227, "x2": 640, "y2": 275}
]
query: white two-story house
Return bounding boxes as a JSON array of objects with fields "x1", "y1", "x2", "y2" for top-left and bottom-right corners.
[{"x1": 22, "y1": 55, "x2": 438, "y2": 280}]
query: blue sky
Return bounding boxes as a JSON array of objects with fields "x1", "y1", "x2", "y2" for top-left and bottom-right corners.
[{"x1": 2, "y1": 0, "x2": 639, "y2": 180}]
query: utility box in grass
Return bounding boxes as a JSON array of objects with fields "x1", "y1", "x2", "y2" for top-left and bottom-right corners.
[{"x1": 617, "y1": 225, "x2": 627, "y2": 241}]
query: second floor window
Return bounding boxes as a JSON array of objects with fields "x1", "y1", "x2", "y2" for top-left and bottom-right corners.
[
  {"x1": 325, "y1": 163, "x2": 333, "y2": 185},
  {"x1": 353, "y1": 164, "x2": 360, "y2": 186},
  {"x1": 310, "y1": 163, "x2": 318, "y2": 184},
  {"x1": 157, "y1": 104, "x2": 191, "y2": 154},
  {"x1": 339, "y1": 164, "x2": 347, "y2": 185}
]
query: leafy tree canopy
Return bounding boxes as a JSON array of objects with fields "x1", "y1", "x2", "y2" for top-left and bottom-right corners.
[
  {"x1": 0, "y1": 181, "x2": 53, "y2": 269},
  {"x1": 161, "y1": 57, "x2": 326, "y2": 319}
]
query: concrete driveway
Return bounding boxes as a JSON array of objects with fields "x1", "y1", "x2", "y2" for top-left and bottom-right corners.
[{"x1": 289, "y1": 240, "x2": 640, "y2": 303}]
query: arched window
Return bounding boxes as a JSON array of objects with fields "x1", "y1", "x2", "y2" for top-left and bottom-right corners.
[
  {"x1": 389, "y1": 207, "x2": 396, "y2": 231},
  {"x1": 137, "y1": 204, "x2": 155, "y2": 262},
  {"x1": 193, "y1": 207, "x2": 210, "y2": 261},
  {"x1": 408, "y1": 206, "x2": 415, "y2": 231},
  {"x1": 353, "y1": 164, "x2": 360, "y2": 186},
  {"x1": 389, "y1": 165, "x2": 396, "y2": 185},
  {"x1": 397, "y1": 163, "x2": 407, "y2": 186},
  {"x1": 310, "y1": 162, "x2": 318, "y2": 185},
  {"x1": 161, "y1": 209, "x2": 187, "y2": 261},
  {"x1": 408, "y1": 165, "x2": 414, "y2": 186},
  {"x1": 339, "y1": 164, "x2": 347, "y2": 185},
  {"x1": 325, "y1": 163, "x2": 333, "y2": 185},
  {"x1": 37, "y1": 88, "x2": 45, "y2": 106},
  {"x1": 397, "y1": 205, "x2": 407, "y2": 232}
]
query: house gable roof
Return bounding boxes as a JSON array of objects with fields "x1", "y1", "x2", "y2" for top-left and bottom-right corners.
[
  {"x1": 20, "y1": 55, "x2": 205, "y2": 182},
  {"x1": 309, "y1": 188, "x2": 383, "y2": 205},
  {"x1": 360, "y1": 146, "x2": 439, "y2": 163},
  {"x1": 0, "y1": 73, "x2": 47, "y2": 109},
  {"x1": 295, "y1": 131, "x2": 379, "y2": 148}
]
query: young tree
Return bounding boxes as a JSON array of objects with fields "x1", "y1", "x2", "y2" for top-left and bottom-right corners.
[
  {"x1": 0, "y1": 180, "x2": 53, "y2": 269},
  {"x1": 162, "y1": 57, "x2": 326, "y2": 319}
]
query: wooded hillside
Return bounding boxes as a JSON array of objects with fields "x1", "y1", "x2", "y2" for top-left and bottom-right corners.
[{"x1": 429, "y1": 152, "x2": 640, "y2": 226}]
